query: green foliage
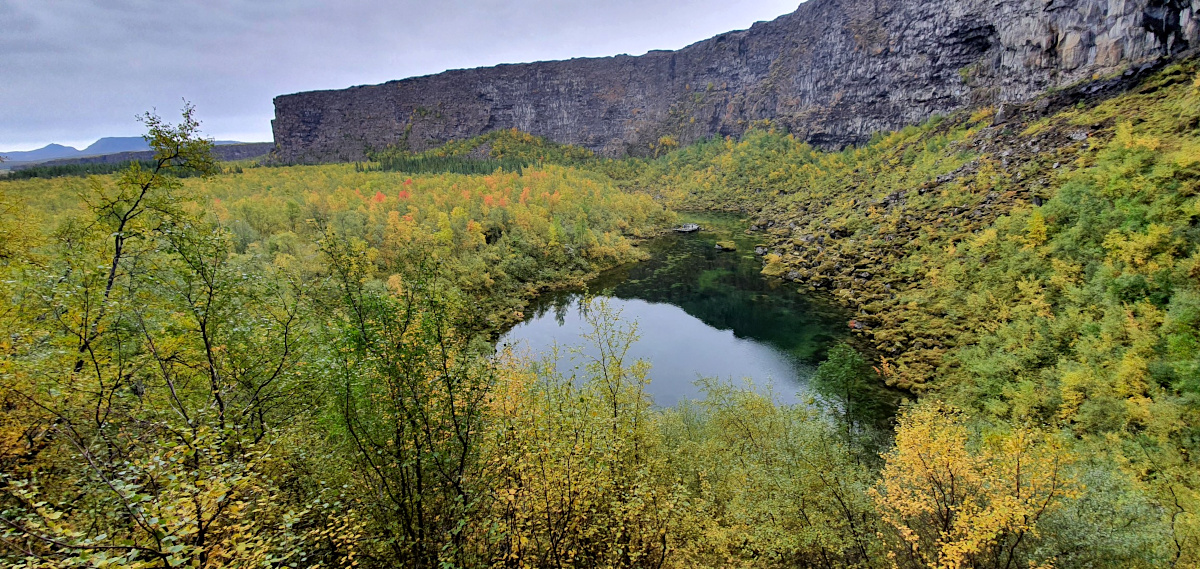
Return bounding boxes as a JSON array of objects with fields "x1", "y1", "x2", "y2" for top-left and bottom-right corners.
[
  {"x1": 485, "y1": 299, "x2": 678, "y2": 568},
  {"x1": 651, "y1": 58, "x2": 1200, "y2": 567},
  {"x1": 6, "y1": 62, "x2": 1200, "y2": 569},
  {"x1": 0, "y1": 110, "x2": 674, "y2": 568},
  {"x1": 9, "y1": 160, "x2": 158, "y2": 180},
  {"x1": 659, "y1": 381, "x2": 882, "y2": 567},
  {"x1": 179, "y1": 163, "x2": 669, "y2": 326},
  {"x1": 813, "y1": 343, "x2": 892, "y2": 453},
  {"x1": 8, "y1": 159, "x2": 218, "y2": 181},
  {"x1": 0, "y1": 105, "x2": 359, "y2": 568},
  {"x1": 371, "y1": 129, "x2": 596, "y2": 176},
  {"x1": 319, "y1": 245, "x2": 492, "y2": 567},
  {"x1": 425, "y1": 129, "x2": 596, "y2": 163},
  {"x1": 374, "y1": 154, "x2": 535, "y2": 175}
]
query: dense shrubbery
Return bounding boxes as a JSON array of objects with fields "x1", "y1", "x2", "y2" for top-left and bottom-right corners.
[
  {"x1": 194, "y1": 163, "x2": 667, "y2": 327},
  {"x1": 616, "y1": 59, "x2": 1200, "y2": 566},
  {"x1": 3, "y1": 62, "x2": 1199, "y2": 568},
  {"x1": 0, "y1": 111, "x2": 673, "y2": 567},
  {"x1": 370, "y1": 128, "x2": 596, "y2": 176}
]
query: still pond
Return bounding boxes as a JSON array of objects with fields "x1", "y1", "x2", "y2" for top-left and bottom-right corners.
[{"x1": 498, "y1": 214, "x2": 852, "y2": 407}]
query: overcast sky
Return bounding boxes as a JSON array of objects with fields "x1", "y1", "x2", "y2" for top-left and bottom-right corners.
[{"x1": 0, "y1": 0, "x2": 801, "y2": 151}]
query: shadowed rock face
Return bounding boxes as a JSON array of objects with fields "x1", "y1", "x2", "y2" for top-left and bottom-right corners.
[{"x1": 272, "y1": 0, "x2": 1199, "y2": 163}]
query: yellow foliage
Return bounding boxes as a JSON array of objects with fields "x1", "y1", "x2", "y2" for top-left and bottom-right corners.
[
  {"x1": 1056, "y1": 367, "x2": 1101, "y2": 422},
  {"x1": 1024, "y1": 209, "x2": 1047, "y2": 249},
  {"x1": 1103, "y1": 223, "x2": 1176, "y2": 274},
  {"x1": 482, "y1": 300, "x2": 677, "y2": 568},
  {"x1": 1114, "y1": 121, "x2": 1161, "y2": 151},
  {"x1": 969, "y1": 107, "x2": 995, "y2": 124},
  {"x1": 873, "y1": 403, "x2": 1077, "y2": 569}
]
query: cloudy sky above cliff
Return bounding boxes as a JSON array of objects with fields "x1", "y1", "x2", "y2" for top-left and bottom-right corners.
[{"x1": 0, "y1": 0, "x2": 801, "y2": 151}]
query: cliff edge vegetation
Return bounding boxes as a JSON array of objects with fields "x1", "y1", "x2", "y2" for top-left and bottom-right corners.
[{"x1": 604, "y1": 57, "x2": 1200, "y2": 565}]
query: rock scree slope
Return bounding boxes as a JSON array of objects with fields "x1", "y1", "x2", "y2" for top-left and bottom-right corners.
[{"x1": 272, "y1": 0, "x2": 1198, "y2": 163}]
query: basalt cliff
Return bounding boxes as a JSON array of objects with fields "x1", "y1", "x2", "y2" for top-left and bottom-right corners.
[{"x1": 271, "y1": 0, "x2": 1198, "y2": 163}]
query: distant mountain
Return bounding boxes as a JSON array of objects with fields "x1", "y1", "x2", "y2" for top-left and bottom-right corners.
[
  {"x1": 2, "y1": 138, "x2": 256, "y2": 167},
  {"x1": 80, "y1": 137, "x2": 149, "y2": 156},
  {"x1": 1, "y1": 143, "x2": 81, "y2": 163}
]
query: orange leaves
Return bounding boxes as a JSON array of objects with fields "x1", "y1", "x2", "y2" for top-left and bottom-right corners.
[
  {"x1": 873, "y1": 356, "x2": 895, "y2": 380},
  {"x1": 482, "y1": 172, "x2": 504, "y2": 191}
]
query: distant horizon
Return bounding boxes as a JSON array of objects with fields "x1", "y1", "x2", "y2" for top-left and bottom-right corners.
[
  {"x1": 1, "y1": 0, "x2": 801, "y2": 152},
  {"x1": 1, "y1": 137, "x2": 272, "y2": 158}
]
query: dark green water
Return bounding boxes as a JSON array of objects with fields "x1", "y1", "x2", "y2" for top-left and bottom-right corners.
[{"x1": 498, "y1": 213, "x2": 852, "y2": 406}]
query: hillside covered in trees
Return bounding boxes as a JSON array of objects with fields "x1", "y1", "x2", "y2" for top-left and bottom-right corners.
[{"x1": 2, "y1": 60, "x2": 1200, "y2": 568}]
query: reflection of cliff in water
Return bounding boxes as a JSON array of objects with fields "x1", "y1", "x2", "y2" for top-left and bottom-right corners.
[{"x1": 525, "y1": 213, "x2": 851, "y2": 364}]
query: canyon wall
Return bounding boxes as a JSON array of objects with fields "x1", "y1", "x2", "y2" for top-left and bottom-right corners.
[{"x1": 272, "y1": 0, "x2": 1199, "y2": 163}]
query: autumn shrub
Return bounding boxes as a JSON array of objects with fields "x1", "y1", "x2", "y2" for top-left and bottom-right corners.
[
  {"x1": 0, "y1": 107, "x2": 357, "y2": 568},
  {"x1": 483, "y1": 299, "x2": 679, "y2": 569},
  {"x1": 659, "y1": 382, "x2": 883, "y2": 568},
  {"x1": 872, "y1": 403, "x2": 1078, "y2": 569},
  {"x1": 646, "y1": 59, "x2": 1200, "y2": 565}
]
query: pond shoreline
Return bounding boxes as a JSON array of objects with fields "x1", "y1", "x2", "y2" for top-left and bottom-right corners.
[{"x1": 498, "y1": 212, "x2": 864, "y2": 406}]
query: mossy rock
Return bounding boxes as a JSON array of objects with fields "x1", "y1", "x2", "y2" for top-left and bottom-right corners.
[{"x1": 715, "y1": 241, "x2": 737, "y2": 251}]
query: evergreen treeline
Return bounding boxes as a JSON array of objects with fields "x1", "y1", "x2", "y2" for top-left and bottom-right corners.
[
  {"x1": 10, "y1": 159, "x2": 221, "y2": 180},
  {"x1": 369, "y1": 128, "x2": 595, "y2": 176},
  {"x1": 9, "y1": 160, "x2": 160, "y2": 180},
  {"x1": 373, "y1": 154, "x2": 536, "y2": 175}
]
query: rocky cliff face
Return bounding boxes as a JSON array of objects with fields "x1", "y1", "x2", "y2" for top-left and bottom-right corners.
[{"x1": 272, "y1": 0, "x2": 1199, "y2": 163}]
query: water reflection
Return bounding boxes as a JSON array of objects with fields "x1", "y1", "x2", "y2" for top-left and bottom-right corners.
[{"x1": 498, "y1": 213, "x2": 851, "y2": 407}]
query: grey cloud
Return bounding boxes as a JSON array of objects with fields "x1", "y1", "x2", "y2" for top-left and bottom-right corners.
[{"x1": 1, "y1": 0, "x2": 800, "y2": 150}]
